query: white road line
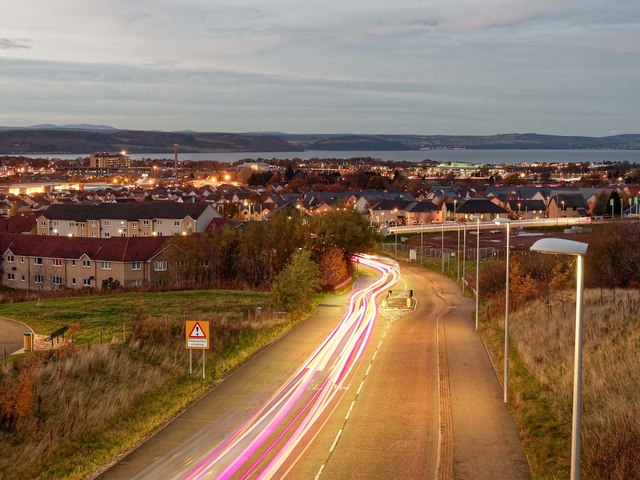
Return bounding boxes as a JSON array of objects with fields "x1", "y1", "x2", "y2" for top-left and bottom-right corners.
[
  {"x1": 344, "y1": 400, "x2": 356, "y2": 421},
  {"x1": 314, "y1": 464, "x2": 325, "y2": 479},
  {"x1": 365, "y1": 364, "x2": 372, "y2": 376},
  {"x1": 329, "y1": 429, "x2": 343, "y2": 453},
  {"x1": 356, "y1": 379, "x2": 365, "y2": 395},
  {"x1": 372, "y1": 350, "x2": 378, "y2": 361},
  {"x1": 378, "y1": 340, "x2": 383, "y2": 349}
]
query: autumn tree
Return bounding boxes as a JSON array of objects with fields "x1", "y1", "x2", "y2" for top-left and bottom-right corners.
[{"x1": 270, "y1": 250, "x2": 321, "y2": 313}]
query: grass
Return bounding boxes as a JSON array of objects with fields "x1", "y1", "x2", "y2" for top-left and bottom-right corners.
[
  {"x1": 479, "y1": 289, "x2": 640, "y2": 480},
  {"x1": 0, "y1": 288, "x2": 324, "y2": 480},
  {"x1": 0, "y1": 289, "x2": 267, "y2": 345}
]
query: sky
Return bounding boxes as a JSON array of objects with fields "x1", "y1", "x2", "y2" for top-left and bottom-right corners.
[{"x1": 0, "y1": 0, "x2": 639, "y2": 136}]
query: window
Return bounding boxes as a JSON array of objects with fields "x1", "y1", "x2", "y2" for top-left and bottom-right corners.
[
  {"x1": 79, "y1": 223, "x2": 85, "y2": 230},
  {"x1": 6, "y1": 255, "x2": 13, "y2": 263},
  {"x1": 34, "y1": 257, "x2": 43, "y2": 265},
  {"x1": 143, "y1": 220, "x2": 149, "y2": 226},
  {"x1": 131, "y1": 261, "x2": 141, "y2": 271},
  {"x1": 103, "y1": 220, "x2": 110, "y2": 226},
  {"x1": 154, "y1": 261, "x2": 168, "y2": 271},
  {"x1": 91, "y1": 232, "x2": 96, "y2": 238},
  {"x1": 174, "y1": 220, "x2": 180, "y2": 227},
  {"x1": 69, "y1": 222, "x2": 75, "y2": 227},
  {"x1": 40, "y1": 221, "x2": 46, "y2": 228},
  {"x1": 52, "y1": 221, "x2": 58, "y2": 227},
  {"x1": 120, "y1": 221, "x2": 125, "y2": 226},
  {"x1": 91, "y1": 220, "x2": 97, "y2": 227},
  {"x1": 72, "y1": 277, "x2": 76, "y2": 285},
  {"x1": 131, "y1": 222, "x2": 138, "y2": 228},
  {"x1": 20, "y1": 257, "x2": 24, "y2": 263},
  {"x1": 157, "y1": 220, "x2": 163, "y2": 226},
  {"x1": 143, "y1": 232, "x2": 148, "y2": 237},
  {"x1": 83, "y1": 278, "x2": 91, "y2": 286},
  {"x1": 7, "y1": 273, "x2": 14, "y2": 281},
  {"x1": 21, "y1": 275, "x2": 25, "y2": 282},
  {"x1": 101, "y1": 261, "x2": 112, "y2": 270},
  {"x1": 131, "y1": 279, "x2": 142, "y2": 287},
  {"x1": 52, "y1": 258, "x2": 62, "y2": 267},
  {"x1": 82, "y1": 259, "x2": 90, "y2": 268},
  {"x1": 34, "y1": 275, "x2": 44, "y2": 284},
  {"x1": 71, "y1": 260, "x2": 76, "y2": 266},
  {"x1": 186, "y1": 222, "x2": 192, "y2": 229},
  {"x1": 104, "y1": 232, "x2": 110, "y2": 238},
  {"x1": 52, "y1": 276, "x2": 62, "y2": 285}
]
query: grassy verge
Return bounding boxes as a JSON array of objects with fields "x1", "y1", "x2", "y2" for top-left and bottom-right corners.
[
  {"x1": 0, "y1": 289, "x2": 327, "y2": 480},
  {"x1": 478, "y1": 290, "x2": 640, "y2": 480}
]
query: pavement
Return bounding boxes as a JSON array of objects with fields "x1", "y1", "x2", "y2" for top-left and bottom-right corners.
[
  {"x1": 406, "y1": 263, "x2": 532, "y2": 480},
  {"x1": 0, "y1": 317, "x2": 32, "y2": 356}
]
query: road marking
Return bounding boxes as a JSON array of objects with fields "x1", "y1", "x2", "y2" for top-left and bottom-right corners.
[
  {"x1": 314, "y1": 464, "x2": 325, "y2": 480},
  {"x1": 378, "y1": 340, "x2": 383, "y2": 349},
  {"x1": 365, "y1": 364, "x2": 372, "y2": 376},
  {"x1": 356, "y1": 379, "x2": 365, "y2": 395},
  {"x1": 372, "y1": 350, "x2": 378, "y2": 361},
  {"x1": 329, "y1": 429, "x2": 343, "y2": 453},
  {"x1": 345, "y1": 400, "x2": 356, "y2": 420}
]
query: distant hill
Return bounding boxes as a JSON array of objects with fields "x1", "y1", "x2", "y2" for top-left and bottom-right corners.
[
  {"x1": 283, "y1": 132, "x2": 640, "y2": 151},
  {"x1": 308, "y1": 135, "x2": 411, "y2": 151},
  {"x1": 0, "y1": 128, "x2": 300, "y2": 154},
  {"x1": 0, "y1": 126, "x2": 639, "y2": 154}
]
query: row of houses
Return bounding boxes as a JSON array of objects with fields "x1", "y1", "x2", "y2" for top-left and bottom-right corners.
[{"x1": 0, "y1": 234, "x2": 184, "y2": 290}]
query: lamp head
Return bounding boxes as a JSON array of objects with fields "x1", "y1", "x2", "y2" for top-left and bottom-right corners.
[
  {"x1": 470, "y1": 215, "x2": 480, "y2": 221},
  {"x1": 494, "y1": 217, "x2": 511, "y2": 226},
  {"x1": 530, "y1": 238, "x2": 588, "y2": 256}
]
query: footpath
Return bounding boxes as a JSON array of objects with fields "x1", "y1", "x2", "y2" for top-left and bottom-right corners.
[{"x1": 407, "y1": 264, "x2": 531, "y2": 480}]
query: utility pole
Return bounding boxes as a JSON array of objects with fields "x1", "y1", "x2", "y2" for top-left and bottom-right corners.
[{"x1": 173, "y1": 143, "x2": 179, "y2": 175}]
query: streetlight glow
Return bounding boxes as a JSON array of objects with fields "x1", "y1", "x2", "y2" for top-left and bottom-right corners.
[{"x1": 530, "y1": 238, "x2": 588, "y2": 480}]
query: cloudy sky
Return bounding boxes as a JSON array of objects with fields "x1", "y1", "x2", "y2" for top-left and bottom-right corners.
[{"x1": 1, "y1": 0, "x2": 638, "y2": 135}]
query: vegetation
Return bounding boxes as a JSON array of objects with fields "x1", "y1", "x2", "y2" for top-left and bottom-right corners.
[
  {"x1": 0, "y1": 288, "x2": 321, "y2": 480},
  {"x1": 481, "y1": 290, "x2": 640, "y2": 480},
  {"x1": 270, "y1": 250, "x2": 321, "y2": 313}
]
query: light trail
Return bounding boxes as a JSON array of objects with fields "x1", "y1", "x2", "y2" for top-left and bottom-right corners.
[{"x1": 180, "y1": 255, "x2": 399, "y2": 480}]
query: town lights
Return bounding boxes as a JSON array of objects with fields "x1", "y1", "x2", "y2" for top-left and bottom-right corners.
[{"x1": 530, "y1": 238, "x2": 588, "y2": 480}]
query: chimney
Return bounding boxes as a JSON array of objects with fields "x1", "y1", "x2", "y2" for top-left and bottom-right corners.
[{"x1": 173, "y1": 143, "x2": 179, "y2": 174}]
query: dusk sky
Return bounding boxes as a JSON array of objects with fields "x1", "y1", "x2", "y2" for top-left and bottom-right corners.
[{"x1": 1, "y1": 0, "x2": 638, "y2": 136}]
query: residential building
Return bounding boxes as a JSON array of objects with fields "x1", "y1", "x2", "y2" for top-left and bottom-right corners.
[{"x1": 36, "y1": 202, "x2": 221, "y2": 237}]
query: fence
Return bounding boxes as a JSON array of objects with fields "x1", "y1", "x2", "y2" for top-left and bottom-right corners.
[{"x1": 381, "y1": 243, "x2": 503, "y2": 261}]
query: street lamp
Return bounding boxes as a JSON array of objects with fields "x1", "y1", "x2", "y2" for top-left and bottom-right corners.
[
  {"x1": 470, "y1": 216, "x2": 481, "y2": 330},
  {"x1": 530, "y1": 238, "x2": 588, "y2": 480},
  {"x1": 441, "y1": 220, "x2": 445, "y2": 274},
  {"x1": 462, "y1": 221, "x2": 467, "y2": 294},
  {"x1": 494, "y1": 217, "x2": 511, "y2": 403}
]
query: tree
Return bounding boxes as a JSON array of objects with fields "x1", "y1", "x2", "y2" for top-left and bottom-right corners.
[
  {"x1": 318, "y1": 247, "x2": 349, "y2": 289},
  {"x1": 270, "y1": 250, "x2": 321, "y2": 313},
  {"x1": 311, "y1": 209, "x2": 379, "y2": 259}
]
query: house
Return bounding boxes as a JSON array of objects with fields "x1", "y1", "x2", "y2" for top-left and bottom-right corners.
[
  {"x1": 548, "y1": 194, "x2": 588, "y2": 218},
  {"x1": 453, "y1": 198, "x2": 509, "y2": 221},
  {"x1": 0, "y1": 234, "x2": 186, "y2": 290},
  {"x1": 506, "y1": 200, "x2": 547, "y2": 220},
  {"x1": 36, "y1": 202, "x2": 221, "y2": 238}
]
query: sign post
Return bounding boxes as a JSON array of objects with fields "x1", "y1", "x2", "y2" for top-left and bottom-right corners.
[{"x1": 186, "y1": 321, "x2": 210, "y2": 379}]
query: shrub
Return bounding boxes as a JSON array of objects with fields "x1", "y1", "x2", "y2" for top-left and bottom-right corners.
[{"x1": 270, "y1": 250, "x2": 321, "y2": 313}]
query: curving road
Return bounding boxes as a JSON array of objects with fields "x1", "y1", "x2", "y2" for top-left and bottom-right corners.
[{"x1": 0, "y1": 318, "x2": 30, "y2": 356}]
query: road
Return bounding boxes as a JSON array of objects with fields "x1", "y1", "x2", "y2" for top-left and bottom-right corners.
[
  {"x1": 0, "y1": 317, "x2": 30, "y2": 356},
  {"x1": 99, "y1": 257, "x2": 530, "y2": 480},
  {"x1": 98, "y1": 256, "x2": 400, "y2": 480}
]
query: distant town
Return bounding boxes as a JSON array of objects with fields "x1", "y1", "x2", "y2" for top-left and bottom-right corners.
[{"x1": 0, "y1": 150, "x2": 637, "y2": 291}]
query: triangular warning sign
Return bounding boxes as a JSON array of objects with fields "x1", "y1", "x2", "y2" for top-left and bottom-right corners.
[{"x1": 189, "y1": 322, "x2": 206, "y2": 338}]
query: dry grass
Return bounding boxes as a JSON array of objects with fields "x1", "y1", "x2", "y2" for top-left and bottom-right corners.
[
  {"x1": 486, "y1": 289, "x2": 640, "y2": 480},
  {"x1": 0, "y1": 292, "x2": 311, "y2": 480}
]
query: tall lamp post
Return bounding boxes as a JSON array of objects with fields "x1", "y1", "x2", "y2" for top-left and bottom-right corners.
[
  {"x1": 462, "y1": 221, "x2": 467, "y2": 294},
  {"x1": 470, "y1": 215, "x2": 481, "y2": 330},
  {"x1": 494, "y1": 217, "x2": 511, "y2": 403},
  {"x1": 441, "y1": 219, "x2": 445, "y2": 274},
  {"x1": 530, "y1": 238, "x2": 588, "y2": 480}
]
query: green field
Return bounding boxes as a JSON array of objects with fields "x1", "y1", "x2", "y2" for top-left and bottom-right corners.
[{"x1": 0, "y1": 289, "x2": 268, "y2": 345}]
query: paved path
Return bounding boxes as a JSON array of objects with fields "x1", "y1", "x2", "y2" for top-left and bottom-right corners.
[
  {"x1": 414, "y1": 265, "x2": 532, "y2": 480},
  {"x1": 0, "y1": 317, "x2": 31, "y2": 356}
]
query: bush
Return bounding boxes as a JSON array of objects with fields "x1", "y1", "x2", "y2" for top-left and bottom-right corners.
[{"x1": 270, "y1": 250, "x2": 321, "y2": 313}]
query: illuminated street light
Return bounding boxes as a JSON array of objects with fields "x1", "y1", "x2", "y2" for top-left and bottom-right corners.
[
  {"x1": 530, "y1": 238, "x2": 588, "y2": 480},
  {"x1": 494, "y1": 217, "x2": 511, "y2": 403}
]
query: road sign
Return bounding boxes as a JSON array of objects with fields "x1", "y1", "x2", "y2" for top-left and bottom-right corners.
[{"x1": 186, "y1": 320, "x2": 210, "y2": 349}]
